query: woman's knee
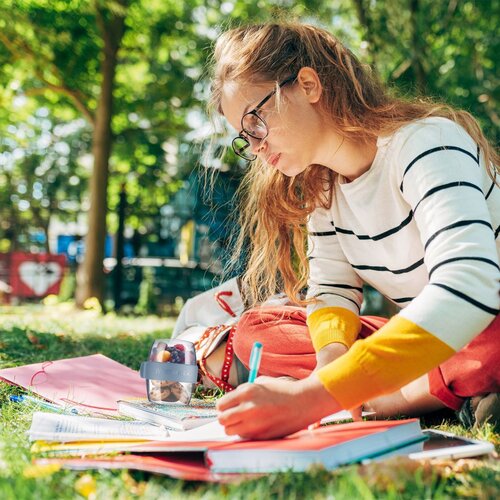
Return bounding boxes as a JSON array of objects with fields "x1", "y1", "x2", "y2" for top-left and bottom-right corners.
[
  {"x1": 233, "y1": 306, "x2": 311, "y2": 365},
  {"x1": 233, "y1": 309, "x2": 265, "y2": 363}
]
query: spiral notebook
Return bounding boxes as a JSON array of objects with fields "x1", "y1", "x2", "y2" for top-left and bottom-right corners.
[{"x1": 117, "y1": 398, "x2": 217, "y2": 430}]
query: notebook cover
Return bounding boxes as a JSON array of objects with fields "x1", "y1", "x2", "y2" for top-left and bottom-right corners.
[{"x1": 209, "y1": 420, "x2": 420, "y2": 453}]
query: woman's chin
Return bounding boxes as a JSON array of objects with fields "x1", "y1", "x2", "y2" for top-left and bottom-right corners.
[{"x1": 278, "y1": 163, "x2": 307, "y2": 177}]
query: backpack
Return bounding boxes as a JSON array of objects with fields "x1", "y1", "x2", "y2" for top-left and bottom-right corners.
[{"x1": 171, "y1": 277, "x2": 247, "y2": 392}]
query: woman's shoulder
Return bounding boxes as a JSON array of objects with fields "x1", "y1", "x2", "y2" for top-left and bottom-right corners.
[
  {"x1": 376, "y1": 117, "x2": 478, "y2": 177},
  {"x1": 382, "y1": 116, "x2": 476, "y2": 155}
]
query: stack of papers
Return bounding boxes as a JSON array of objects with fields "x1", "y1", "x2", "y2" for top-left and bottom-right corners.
[
  {"x1": 28, "y1": 410, "x2": 426, "y2": 475},
  {"x1": 28, "y1": 411, "x2": 170, "y2": 442}
]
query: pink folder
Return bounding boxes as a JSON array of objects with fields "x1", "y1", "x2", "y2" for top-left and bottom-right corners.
[{"x1": 0, "y1": 354, "x2": 147, "y2": 415}]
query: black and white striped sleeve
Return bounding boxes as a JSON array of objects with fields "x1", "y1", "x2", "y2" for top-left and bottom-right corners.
[{"x1": 396, "y1": 119, "x2": 500, "y2": 350}]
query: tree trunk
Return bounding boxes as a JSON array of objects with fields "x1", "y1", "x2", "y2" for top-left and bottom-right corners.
[
  {"x1": 5, "y1": 173, "x2": 19, "y2": 252},
  {"x1": 409, "y1": 0, "x2": 427, "y2": 93},
  {"x1": 76, "y1": 5, "x2": 126, "y2": 308},
  {"x1": 352, "y1": 0, "x2": 378, "y2": 69}
]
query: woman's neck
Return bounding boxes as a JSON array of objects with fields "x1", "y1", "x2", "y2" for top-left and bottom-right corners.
[{"x1": 314, "y1": 131, "x2": 378, "y2": 182}]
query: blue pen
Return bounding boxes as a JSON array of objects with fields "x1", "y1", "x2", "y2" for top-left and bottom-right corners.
[
  {"x1": 247, "y1": 341, "x2": 263, "y2": 383},
  {"x1": 9, "y1": 395, "x2": 79, "y2": 415}
]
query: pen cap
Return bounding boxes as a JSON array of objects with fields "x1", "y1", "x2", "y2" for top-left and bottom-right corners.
[{"x1": 140, "y1": 339, "x2": 198, "y2": 405}]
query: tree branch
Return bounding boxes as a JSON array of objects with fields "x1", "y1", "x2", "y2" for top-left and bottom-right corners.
[
  {"x1": 0, "y1": 31, "x2": 95, "y2": 125},
  {"x1": 116, "y1": 117, "x2": 188, "y2": 138},
  {"x1": 94, "y1": 0, "x2": 127, "y2": 56},
  {"x1": 24, "y1": 84, "x2": 95, "y2": 125}
]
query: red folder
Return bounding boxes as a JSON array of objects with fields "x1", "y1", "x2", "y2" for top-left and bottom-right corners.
[
  {"x1": 34, "y1": 453, "x2": 259, "y2": 483},
  {"x1": 0, "y1": 354, "x2": 146, "y2": 415}
]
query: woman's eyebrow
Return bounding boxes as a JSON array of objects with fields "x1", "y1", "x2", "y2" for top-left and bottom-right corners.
[
  {"x1": 220, "y1": 102, "x2": 251, "y2": 120},
  {"x1": 243, "y1": 89, "x2": 272, "y2": 116},
  {"x1": 237, "y1": 103, "x2": 254, "y2": 122}
]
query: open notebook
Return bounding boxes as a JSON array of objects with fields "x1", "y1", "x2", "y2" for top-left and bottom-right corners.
[
  {"x1": 116, "y1": 398, "x2": 372, "y2": 431},
  {"x1": 117, "y1": 398, "x2": 217, "y2": 431}
]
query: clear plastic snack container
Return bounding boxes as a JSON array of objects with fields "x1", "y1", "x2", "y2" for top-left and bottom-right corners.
[{"x1": 140, "y1": 339, "x2": 198, "y2": 405}]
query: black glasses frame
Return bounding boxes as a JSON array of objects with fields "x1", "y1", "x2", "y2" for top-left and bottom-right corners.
[{"x1": 232, "y1": 74, "x2": 297, "y2": 161}]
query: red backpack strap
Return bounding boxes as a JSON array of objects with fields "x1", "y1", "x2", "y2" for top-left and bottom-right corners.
[
  {"x1": 193, "y1": 288, "x2": 239, "y2": 392},
  {"x1": 196, "y1": 325, "x2": 237, "y2": 392},
  {"x1": 214, "y1": 290, "x2": 237, "y2": 318}
]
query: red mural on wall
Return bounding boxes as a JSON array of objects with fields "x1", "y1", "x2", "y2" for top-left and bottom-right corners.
[{"x1": 8, "y1": 253, "x2": 66, "y2": 298}]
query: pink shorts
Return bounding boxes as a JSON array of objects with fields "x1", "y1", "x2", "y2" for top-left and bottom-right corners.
[{"x1": 232, "y1": 306, "x2": 500, "y2": 411}]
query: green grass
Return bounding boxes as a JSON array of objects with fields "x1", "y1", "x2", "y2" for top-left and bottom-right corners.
[{"x1": 0, "y1": 304, "x2": 499, "y2": 499}]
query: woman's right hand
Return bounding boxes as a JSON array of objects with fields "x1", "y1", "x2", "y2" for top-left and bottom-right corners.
[
  {"x1": 217, "y1": 374, "x2": 342, "y2": 439},
  {"x1": 314, "y1": 342, "x2": 362, "y2": 421}
]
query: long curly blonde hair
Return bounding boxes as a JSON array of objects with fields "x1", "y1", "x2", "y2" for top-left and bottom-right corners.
[{"x1": 208, "y1": 22, "x2": 499, "y2": 306}]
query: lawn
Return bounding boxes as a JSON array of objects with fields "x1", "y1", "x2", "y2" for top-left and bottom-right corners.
[{"x1": 0, "y1": 303, "x2": 498, "y2": 499}]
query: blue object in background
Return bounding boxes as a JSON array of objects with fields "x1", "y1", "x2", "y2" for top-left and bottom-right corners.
[
  {"x1": 9, "y1": 394, "x2": 79, "y2": 414},
  {"x1": 57, "y1": 235, "x2": 84, "y2": 264},
  {"x1": 104, "y1": 234, "x2": 113, "y2": 259},
  {"x1": 57, "y1": 234, "x2": 120, "y2": 263}
]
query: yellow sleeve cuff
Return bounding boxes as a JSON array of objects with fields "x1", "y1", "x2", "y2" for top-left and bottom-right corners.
[
  {"x1": 316, "y1": 315, "x2": 455, "y2": 410},
  {"x1": 306, "y1": 307, "x2": 361, "y2": 351}
]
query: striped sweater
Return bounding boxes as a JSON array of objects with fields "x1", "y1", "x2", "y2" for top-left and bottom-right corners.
[{"x1": 306, "y1": 117, "x2": 500, "y2": 409}]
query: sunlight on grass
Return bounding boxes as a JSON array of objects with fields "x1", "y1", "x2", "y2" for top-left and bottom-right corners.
[{"x1": 0, "y1": 304, "x2": 175, "y2": 371}]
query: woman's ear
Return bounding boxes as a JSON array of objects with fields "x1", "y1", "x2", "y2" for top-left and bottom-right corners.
[{"x1": 296, "y1": 67, "x2": 322, "y2": 104}]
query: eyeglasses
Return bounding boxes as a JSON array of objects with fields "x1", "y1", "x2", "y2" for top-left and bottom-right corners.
[{"x1": 232, "y1": 75, "x2": 297, "y2": 161}]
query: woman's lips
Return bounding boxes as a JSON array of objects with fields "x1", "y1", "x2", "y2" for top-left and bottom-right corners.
[{"x1": 267, "y1": 153, "x2": 281, "y2": 167}]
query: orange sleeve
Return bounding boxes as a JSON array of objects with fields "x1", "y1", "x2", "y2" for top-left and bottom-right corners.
[
  {"x1": 306, "y1": 307, "x2": 361, "y2": 351},
  {"x1": 316, "y1": 315, "x2": 455, "y2": 409}
]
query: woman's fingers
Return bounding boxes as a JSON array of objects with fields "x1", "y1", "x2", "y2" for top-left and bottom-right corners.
[
  {"x1": 253, "y1": 375, "x2": 274, "y2": 384},
  {"x1": 217, "y1": 400, "x2": 257, "y2": 427},
  {"x1": 216, "y1": 383, "x2": 255, "y2": 412},
  {"x1": 350, "y1": 405, "x2": 363, "y2": 421},
  {"x1": 223, "y1": 416, "x2": 266, "y2": 438},
  {"x1": 221, "y1": 408, "x2": 288, "y2": 439},
  {"x1": 217, "y1": 407, "x2": 243, "y2": 428},
  {"x1": 217, "y1": 383, "x2": 286, "y2": 437}
]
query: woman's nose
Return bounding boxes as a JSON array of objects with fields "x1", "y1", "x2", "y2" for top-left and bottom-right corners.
[{"x1": 248, "y1": 136, "x2": 266, "y2": 155}]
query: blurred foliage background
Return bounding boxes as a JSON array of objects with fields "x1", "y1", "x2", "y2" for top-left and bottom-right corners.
[{"x1": 0, "y1": 0, "x2": 498, "y2": 307}]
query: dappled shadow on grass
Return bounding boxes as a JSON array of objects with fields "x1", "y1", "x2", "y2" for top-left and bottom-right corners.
[
  {"x1": 419, "y1": 409, "x2": 459, "y2": 428},
  {"x1": 0, "y1": 324, "x2": 164, "y2": 372}
]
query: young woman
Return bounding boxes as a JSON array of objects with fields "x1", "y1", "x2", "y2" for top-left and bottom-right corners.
[{"x1": 209, "y1": 22, "x2": 499, "y2": 439}]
